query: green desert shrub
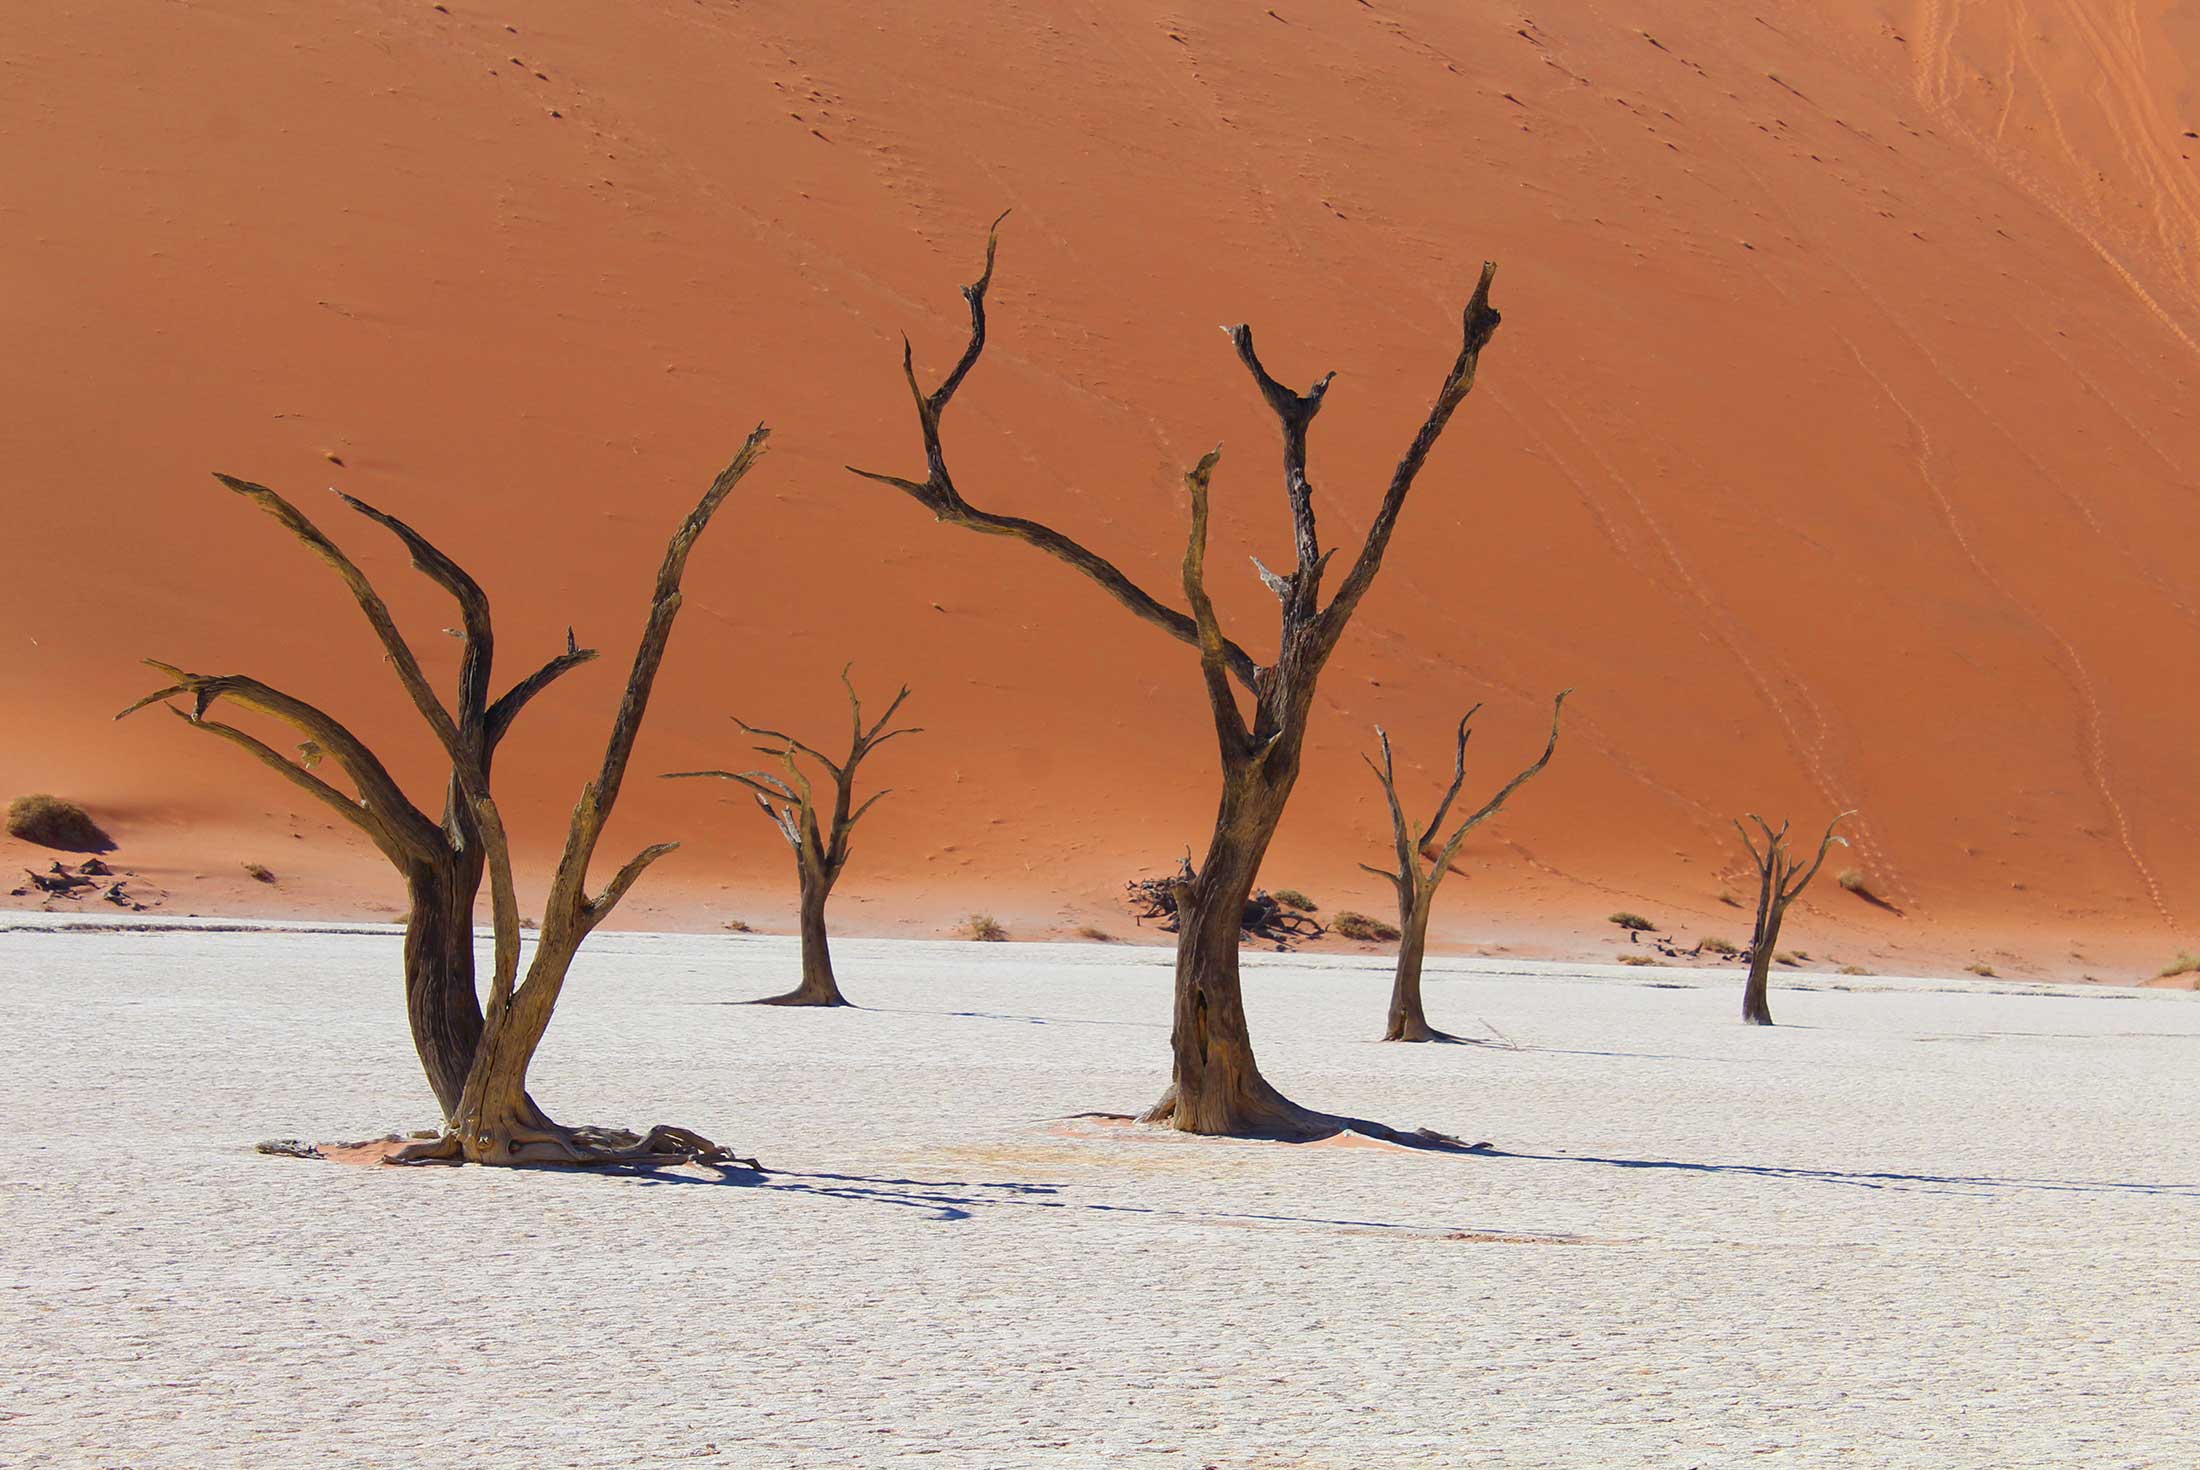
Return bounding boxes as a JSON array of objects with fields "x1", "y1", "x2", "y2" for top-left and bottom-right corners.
[
  {"x1": 965, "y1": 913, "x2": 1008, "y2": 942},
  {"x1": 1332, "y1": 911, "x2": 1402, "y2": 943},
  {"x1": 1608, "y1": 911, "x2": 1656, "y2": 932},
  {"x1": 6, "y1": 794, "x2": 115, "y2": 853},
  {"x1": 1271, "y1": 888, "x2": 1318, "y2": 913}
]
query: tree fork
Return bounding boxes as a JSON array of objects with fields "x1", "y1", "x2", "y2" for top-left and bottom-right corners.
[
  {"x1": 854, "y1": 217, "x2": 1504, "y2": 1137},
  {"x1": 1360, "y1": 693, "x2": 1568, "y2": 1042},
  {"x1": 1734, "y1": 811, "x2": 1852, "y2": 1026},
  {"x1": 666, "y1": 665, "x2": 918, "y2": 1007}
]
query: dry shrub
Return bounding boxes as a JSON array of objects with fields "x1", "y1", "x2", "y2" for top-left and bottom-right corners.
[
  {"x1": 1608, "y1": 911, "x2": 1656, "y2": 932},
  {"x1": 1270, "y1": 888, "x2": 1318, "y2": 913},
  {"x1": 1332, "y1": 911, "x2": 1402, "y2": 943},
  {"x1": 2157, "y1": 953, "x2": 2200, "y2": 979},
  {"x1": 1698, "y1": 936, "x2": 1739, "y2": 957},
  {"x1": 243, "y1": 863, "x2": 277, "y2": 885},
  {"x1": 1075, "y1": 925, "x2": 1118, "y2": 943},
  {"x1": 6, "y1": 795, "x2": 115, "y2": 853},
  {"x1": 1838, "y1": 964, "x2": 1870, "y2": 976},
  {"x1": 1964, "y1": 961, "x2": 1997, "y2": 978},
  {"x1": 1618, "y1": 954, "x2": 1659, "y2": 967},
  {"x1": 965, "y1": 913, "x2": 1008, "y2": 942}
]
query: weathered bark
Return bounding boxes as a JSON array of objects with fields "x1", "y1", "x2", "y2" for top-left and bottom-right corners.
[
  {"x1": 420, "y1": 428, "x2": 769, "y2": 1166},
  {"x1": 666, "y1": 667, "x2": 916, "y2": 1007},
  {"x1": 1733, "y1": 811, "x2": 1851, "y2": 1027},
  {"x1": 1384, "y1": 904, "x2": 1440, "y2": 1042},
  {"x1": 126, "y1": 430, "x2": 770, "y2": 1166},
  {"x1": 854, "y1": 218, "x2": 1504, "y2": 1135},
  {"x1": 1361, "y1": 697, "x2": 1568, "y2": 1042},
  {"x1": 401, "y1": 855, "x2": 485, "y2": 1117}
]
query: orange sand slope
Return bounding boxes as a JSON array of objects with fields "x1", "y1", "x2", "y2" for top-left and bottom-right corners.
[{"x1": 4, "y1": 2, "x2": 2197, "y2": 977}]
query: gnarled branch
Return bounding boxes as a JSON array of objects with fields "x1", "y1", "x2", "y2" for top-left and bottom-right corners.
[{"x1": 848, "y1": 218, "x2": 1260, "y2": 690}]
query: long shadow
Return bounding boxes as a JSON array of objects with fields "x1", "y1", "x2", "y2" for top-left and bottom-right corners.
[
  {"x1": 1480, "y1": 1148, "x2": 2199, "y2": 1198},
  {"x1": 865, "y1": 1005, "x2": 1165, "y2": 1030},
  {"x1": 616, "y1": 1163, "x2": 1574, "y2": 1237}
]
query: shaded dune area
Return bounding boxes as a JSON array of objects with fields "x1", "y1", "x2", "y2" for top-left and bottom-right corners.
[{"x1": 4, "y1": 1, "x2": 2199, "y2": 977}]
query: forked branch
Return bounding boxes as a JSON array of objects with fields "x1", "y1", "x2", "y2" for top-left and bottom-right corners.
[{"x1": 848, "y1": 217, "x2": 1259, "y2": 690}]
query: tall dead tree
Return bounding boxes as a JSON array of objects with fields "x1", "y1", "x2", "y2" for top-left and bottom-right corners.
[
  {"x1": 1734, "y1": 811, "x2": 1851, "y2": 1026},
  {"x1": 123, "y1": 427, "x2": 769, "y2": 1164},
  {"x1": 853, "y1": 217, "x2": 1503, "y2": 1137},
  {"x1": 665, "y1": 667, "x2": 918, "y2": 1007},
  {"x1": 1360, "y1": 693, "x2": 1568, "y2": 1042}
]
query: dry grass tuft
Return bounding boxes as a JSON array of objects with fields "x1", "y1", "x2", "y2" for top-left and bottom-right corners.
[
  {"x1": 721, "y1": 918, "x2": 754, "y2": 934},
  {"x1": 1698, "y1": 936, "x2": 1739, "y2": 957},
  {"x1": 1332, "y1": 911, "x2": 1402, "y2": 943},
  {"x1": 243, "y1": 863, "x2": 277, "y2": 885},
  {"x1": 2156, "y1": 953, "x2": 2200, "y2": 979},
  {"x1": 1618, "y1": 954, "x2": 1659, "y2": 967},
  {"x1": 1964, "y1": 961, "x2": 1997, "y2": 978},
  {"x1": 1270, "y1": 888, "x2": 1318, "y2": 913},
  {"x1": 1608, "y1": 911, "x2": 1656, "y2": 932},
  {"x1": 1838, "y1": 964, "x2": 1871, "y2": 976},
  {"x1": 5, "y1": 795, "x2": 115, "y2": 853},
  {"x1": 965, "y1": 913, "x2": 1008, "y2": 943},
  {"x1": 1074, "y1": 925, "x2": 1118, "y2": 943}
]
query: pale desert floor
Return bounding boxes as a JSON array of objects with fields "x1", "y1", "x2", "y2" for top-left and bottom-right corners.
[{"x1": 2, "y1": 917, "x2": 2196, "y2": 1469}]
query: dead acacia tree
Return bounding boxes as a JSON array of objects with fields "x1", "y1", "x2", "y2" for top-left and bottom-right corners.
[
  {"x1": 1360, "y1": 692, "x2": 1568, "y2": 1042},
  {"x1": 664, "y1": 667, "x2": 918, "y2": 1006},
  {"x1": 852, "y1": 217, "x2": 1503, "y2": 1138},
  {"x1": 123, "y1": 427, "x2": 770, "y2": 1164},
  {"x1": 1734, "y1": 811, "x2": 1852, "y2": 1026}
]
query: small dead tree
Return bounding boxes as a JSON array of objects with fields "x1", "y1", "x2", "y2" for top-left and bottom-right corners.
[
  {"x1": 1360, "y1": 692, "x2": 1568, "y2": 1042},
  {"x1": 123, "y1": 428, "x2": 770, "y2": 1164},
  {"x1": 1734, "y1": 811, "x2": 1852, "y2": 1026},
  {"x1": 853, "y1": 217, "x2": 1503, "y2": 1138},
  {"x1": 664, "y1": 667, "x2": 918, "y2": 1006}
]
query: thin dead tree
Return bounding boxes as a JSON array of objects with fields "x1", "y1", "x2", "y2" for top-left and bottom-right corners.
[
  {"x1": 852, "y1": 216, "x2": 1504, "y2": 1138},
  {"x1": 1734, "y1": 811, "x2": 1852, "y2": 1026},
  {"x1": 123, "y1": 427, "x2": 770, "y2": 1165},
  {"x1": 664, "y1": 667, "x2": 918, "y2": 1006},
  {"x1": 1360, "y1": 692, "x2": 1568, "y2": 1042}
]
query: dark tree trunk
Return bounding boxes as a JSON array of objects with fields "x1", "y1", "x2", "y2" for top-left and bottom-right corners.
[
  {"x1": 1742, "y1": 905, "x2": 1783, "y2": 1026},
  {"x1": 1383, "y1": 899, "x2": 1438, "y2": 1042},
  {"x1": 1140, "y1": 746, "x2": 1328, "y2": 1136},
  {"x1": 760, "y1": 873, "x2": 847, "y2": 1006},
  {"x1": 400, "y1": 857, "x2": 485, "y2": 1121}
]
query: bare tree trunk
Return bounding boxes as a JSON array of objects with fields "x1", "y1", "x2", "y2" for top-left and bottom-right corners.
[
  {"x1": 1139, "y1": 757, "x2": 1330, "y2": 1136},
  {"x1": 763, "y1": 871, "x2": 846, "y2": 1006},
  {"x1": 1383, "y1": 896, "x2": 1438, "y2": 1042},
  {"x1": 1742, "y1": 904, "x2": 1783, "y2": 1026},
  {"x1": 1732, "y1": 810, "x2": 1850, "y2": 1027},
  {"x1": 400, "y1": 857, "x2": 484, "y2": 1119}
]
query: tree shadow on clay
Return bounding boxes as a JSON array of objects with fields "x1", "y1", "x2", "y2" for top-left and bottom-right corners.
[{"x1": 1481, "y1": 1148, "x2": 2199, "y2": 1198}]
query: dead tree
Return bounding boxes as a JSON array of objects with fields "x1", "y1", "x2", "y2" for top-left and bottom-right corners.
[
  {"x1": 852, "y1": 217, "x2": 1503, "y2": 1137},
  {"x1": 1360, "y1": 693, "x2": 1568, "y2": 1041},
  {"x1": 664, "y1": 667, "x2": 918, "y2": 1006},
  {"x1": 122, "y1": 428, "x2": 769, "y2": 1164},
  {"x1": 1734, "y1": 811, "x2": 1852, "y2": 1026}
]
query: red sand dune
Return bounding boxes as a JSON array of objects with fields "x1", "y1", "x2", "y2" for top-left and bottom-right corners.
[{"x1": 4, "y1": 2, "x2": 2198, "y2": 981}]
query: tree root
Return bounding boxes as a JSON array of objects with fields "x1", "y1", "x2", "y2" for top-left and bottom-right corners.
[
  {"x1": 388, "y1": 1121, "x2": 763, "y2": 1170},
  {"x1": 750, "y1": 988, "x2": 851, "y2": 1007}
]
